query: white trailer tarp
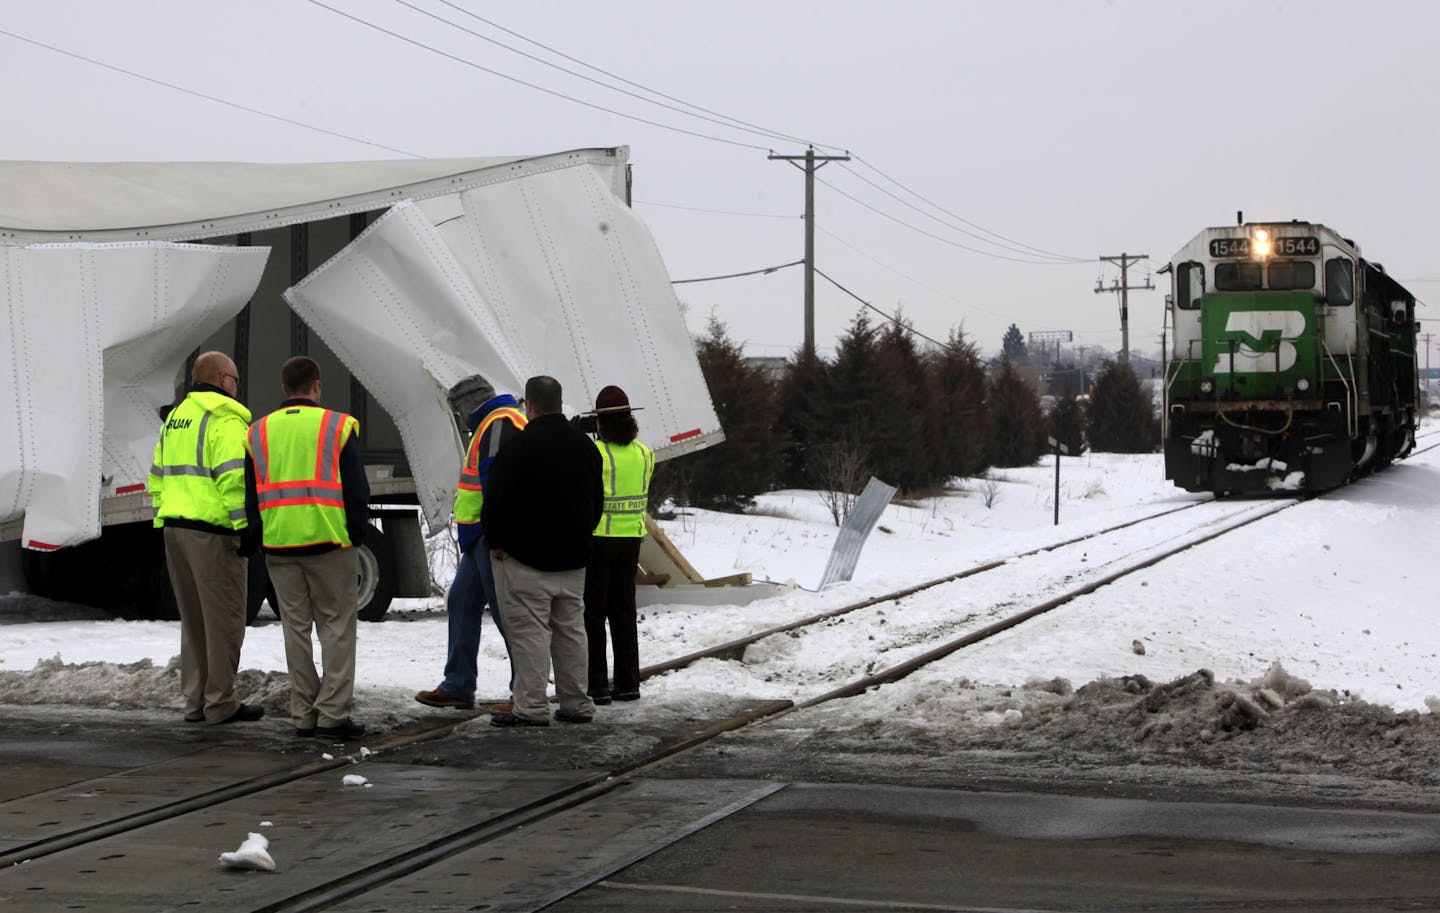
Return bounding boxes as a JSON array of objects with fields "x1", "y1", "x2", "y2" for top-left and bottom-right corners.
[
  {"x1": 284, "y1": 159, "x2": 721, "y2": 532},
  {"x1": 0, "y1": 242, "x2": 270, "y2": 549}
]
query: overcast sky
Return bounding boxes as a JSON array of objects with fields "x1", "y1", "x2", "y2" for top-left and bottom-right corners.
[{"x1": 3, "y1": 0, "x2": 1438, "y2": 363}]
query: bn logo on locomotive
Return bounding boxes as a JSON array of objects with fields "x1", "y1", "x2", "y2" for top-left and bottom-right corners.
[{"x1": 1207, "y1": 307, "x2": 1309, "y2": 374}]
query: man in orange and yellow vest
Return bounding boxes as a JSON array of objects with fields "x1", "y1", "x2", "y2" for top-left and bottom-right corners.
[
  {"x1": 246, "y1": 356, "x2": 370, "y2": 740},
  {"x1": 415, "y1": 374, "x2": 526, "y2": 713}
]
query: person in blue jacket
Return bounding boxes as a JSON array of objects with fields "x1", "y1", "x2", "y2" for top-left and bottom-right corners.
[{"x1": 415, "y1": 375, "x2": 526, "y2": 712}]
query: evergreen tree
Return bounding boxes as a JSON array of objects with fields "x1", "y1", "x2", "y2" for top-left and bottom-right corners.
[
  {"x1": 1047, "y1": 383, "x2": 1085, "y2": 455},
  {"x1": 874, "y1": 316, "x2": 942, "y2": 492},
  {"x1": 661, "y1": 317, "x2": 782, "y2": 512},
  {"x1": 1086, "y1": 359, "x2": 1159, "y2": 453},
  {"x1": 1001, "y1": 323, "x2": 1028, "y2": 363},
  {"x1": 823, "y1": 311, "x2": 888, "y2": 484},
  {"x1": 776, "y1": 344, "x2": 833, "y2": 488},
  {"x1": 988, "y1": 357, "x2": 1047, "y2": 467},
  {"x1": 925, "y1": 328, "x2": 991, "y2": 480}
]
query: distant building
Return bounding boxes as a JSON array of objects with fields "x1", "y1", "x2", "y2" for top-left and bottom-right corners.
[{"x1": 744, "y1": 356, "x2": 789, "y2": 385}]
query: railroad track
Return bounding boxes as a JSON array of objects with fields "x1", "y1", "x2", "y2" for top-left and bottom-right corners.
[
  {"x1": 2, "y1": 451, "x2": 1435, "y2": 911},
  {"x1": 1, "y1": 496, "x2": 1228, "y2": 866}
]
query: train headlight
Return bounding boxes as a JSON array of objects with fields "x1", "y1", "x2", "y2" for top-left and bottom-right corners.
[
  {"x1": 1200, "y1": 379, "x2": 1214, "y2": 393},
  {"x1": 1252, "y1": 227, "x2": 1271, "y2": 258},
  {"x1": 1296, "y1": 377, "x2": 1311, "y2": 392}
]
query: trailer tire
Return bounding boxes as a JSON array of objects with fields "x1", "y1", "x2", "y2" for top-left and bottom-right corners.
[{"x1": 357, "y1": 526, "x2": 395, "y2": 622}]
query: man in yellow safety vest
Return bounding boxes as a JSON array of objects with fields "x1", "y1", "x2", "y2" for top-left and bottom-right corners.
[
  {"x1": 247, "y1": 356, "x2": 370, "y2": 740},
  {"x1": 148, "y1": 350, "x2": 264, "y2": 725}
]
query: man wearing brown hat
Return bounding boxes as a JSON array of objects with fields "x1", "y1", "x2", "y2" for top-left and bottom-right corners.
[
  {"x1": 416, "y1": 374, "x2": 526, "y2": 713},
  {"x1": 582, "y1": 385, "x2": 654, "y2": 704},
  {"x1": 481, "y1": 375, "x2": 603, "y2": 726}
]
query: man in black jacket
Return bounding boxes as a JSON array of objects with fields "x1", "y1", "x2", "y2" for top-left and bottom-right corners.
[{"x1": 481, "y1": 375, "x2": 604, "y2": 726}]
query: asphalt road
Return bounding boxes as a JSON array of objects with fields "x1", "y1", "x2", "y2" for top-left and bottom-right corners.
[{"x1": 2, "y1": 706, "x2": 1439, "y2": 912}]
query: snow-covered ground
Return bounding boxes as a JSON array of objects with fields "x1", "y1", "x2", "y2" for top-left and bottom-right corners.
[{"x1": 2, "y1": 444, "x2": 1439, "y2": 733}]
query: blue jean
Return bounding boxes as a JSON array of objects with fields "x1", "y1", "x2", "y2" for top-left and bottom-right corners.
[{"x1": 438, "y1": 546, "x2": 513, "y2": 703}]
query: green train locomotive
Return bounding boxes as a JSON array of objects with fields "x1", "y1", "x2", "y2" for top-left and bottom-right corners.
[{"x1": 1161, "y1": 219, "x2": 1419, "y2": 494}]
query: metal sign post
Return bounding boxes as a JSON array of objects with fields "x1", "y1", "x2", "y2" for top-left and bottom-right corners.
[{"x1": 1047, "y1": 436, "x2": 1070, "y2": 526}]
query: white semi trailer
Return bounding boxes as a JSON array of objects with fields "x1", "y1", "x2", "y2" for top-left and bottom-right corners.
[{"x1": 0, "y1": 148, "x2": 722, "y2": 622}]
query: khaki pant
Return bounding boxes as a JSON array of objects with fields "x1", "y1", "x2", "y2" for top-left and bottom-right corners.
[
  {"x1": 164, "y1": 526, "x2": 249, "y2": 723},
  {"x1": 267, "y1": 547, "x2": 358, "y2": 729},
  {"x1": 494, "y1": 555, "x2": 592, "y2": 722}
]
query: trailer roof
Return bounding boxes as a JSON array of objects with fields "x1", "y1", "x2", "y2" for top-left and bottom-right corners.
[{"x1": 0, "y1": 149, "x2": 626, "y2": 243}]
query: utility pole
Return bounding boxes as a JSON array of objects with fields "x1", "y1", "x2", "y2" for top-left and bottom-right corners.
[
  {"x1": 1076, "y1": 345, "x2": 1088, "y2": 393},
  {"x1": 770, "y1": 147, "x2": 850, "y2": 356},
  {"x1": 1094, "y1": 253, "x2": 1154, "y2": 365},
  {"x1": 1424, "y1": 332, "x2": 1435, "y2": 400}
]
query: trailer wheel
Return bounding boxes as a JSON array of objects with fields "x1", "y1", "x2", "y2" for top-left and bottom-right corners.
[{"x1": 356, "y1": 526, "x2": 396, "y2": 622}]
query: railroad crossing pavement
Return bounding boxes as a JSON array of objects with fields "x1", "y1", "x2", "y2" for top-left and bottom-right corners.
[{"x1": 2, "y1": 706, "x2": 1440, "y2": 912}]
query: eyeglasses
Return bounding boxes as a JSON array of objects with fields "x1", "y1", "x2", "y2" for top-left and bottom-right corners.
[{"x1": 221, "y1": 372, "x2": 240, "y2": 387}]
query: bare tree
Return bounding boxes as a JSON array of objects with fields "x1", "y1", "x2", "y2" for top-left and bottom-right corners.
[
  {"x1": 810, "y1": 426, "x2": 873, "y2": 526},
  {"x1": 422, "y1": 520, "x2": 460, "y2": 599},
  {"x1": 980, "y1": 476, "x2": 1001, "y2": 509}
]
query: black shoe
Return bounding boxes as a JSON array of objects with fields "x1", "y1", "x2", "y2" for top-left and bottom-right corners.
[
  {"x1": 554, "y1": 708, "x2": 593, "y2": 724},
  {"x1": 612, "y1": 689, "x2": 640, "y2": 702},
  {"x1": 184, "y1": 711, "x2": 205, "y2": 723},
  {"x1": 314, "y1": 718, "x2": 366, "y2": 739},
  {"x1": 589, "y1": 690, "x2": 612, "y2": 706},
  {"x1": 295, "y1": 726, "x2": 316, "y2": 737},
  {"x1": 490, "y1": 712, "x2": 549, "y2": 728},
  {"x1": 218, "y1": 703, "x2": 265, "y2": 724}
]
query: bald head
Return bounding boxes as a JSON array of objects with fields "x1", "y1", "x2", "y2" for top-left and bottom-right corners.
[{"x1": 192, "y1": 351, "x2": 239, "y2": 396}]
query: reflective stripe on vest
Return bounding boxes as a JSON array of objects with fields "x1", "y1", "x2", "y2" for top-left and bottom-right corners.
[
  {"x1": 453, "y1": 407, "x2": 527, "y2": 525},
  {"x1": 456, "y1": 407, "x2": 527, "y2": 492},
  {"x1": 149, "y1": 394, "x2": 250, "y2": 527},
  {"x1": 595, "y1": 439, "x2": 653, "y2": 538},
  {"x1": 248, "y1": 406, "x2": 357, "y2": 548}
]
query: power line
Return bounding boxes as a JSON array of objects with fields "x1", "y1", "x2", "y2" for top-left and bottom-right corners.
[
  {"x1": 838, "y1": 161, "x2": 1087, "y2": 263},
  {"x1": 812, "y1": 266, "x2": 948, "y2": 348},
  {"x1": 849, "y1": 155, "x2": 1088, "y2": 263},
  {"x1": 816, "y1": 226, "x2": 1013, "y2": 323},
  {"x1": 9, "y1": 8, "x2": 1093, "y2": 284},
  {"x1": 306, "y1": 0, "x2": 773, "y2": 152},
  {"x1": 392, "y1": 0, "x2": 821, "y2": 149},
  {"x1": 419, "y1": 0, "x2": 847, "y2": 153},
  {"x1": 635, "y1": 199, "x2": 796, "y2": 219},
  {"x1": 671, "y1": 260, "x2": 803, "y2": 285},
  {"x1": 414, "y1": 6, "x2": 1083, "y2": 273},
  {"x1": 816, "y1": 174, "x2": 1090, "y2": 266},
  {"x1": 0, "y1": 26, "x2": 421, "y2": 157},
  {"x1": 410, "y1": 8, "x2": 1082, "y2": 267}
]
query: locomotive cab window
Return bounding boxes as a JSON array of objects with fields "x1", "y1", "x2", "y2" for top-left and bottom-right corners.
[
  {"x1": 1325, "y1": 257, "x2": 1355, "y2": 306},
  {"x1": 1214, "y1": 260, "x2": 1262, "y2": 291},
  {"x1": 1177, "y1": 261, "x2": 1204, "y2": 309},
  {"x1": 1266, "y1": 260, "x2": 1315, "y2": 291}
]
